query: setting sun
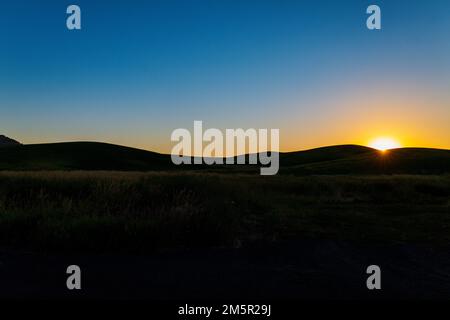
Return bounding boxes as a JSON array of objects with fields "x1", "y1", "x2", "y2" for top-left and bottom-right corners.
[{"x1": 369, "y1": 137, "x2": 402, "y2": 151}]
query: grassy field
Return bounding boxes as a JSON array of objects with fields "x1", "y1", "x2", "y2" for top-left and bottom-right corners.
[{"x1": 0, "y1": 171, "x2": 449, "y2": 253}]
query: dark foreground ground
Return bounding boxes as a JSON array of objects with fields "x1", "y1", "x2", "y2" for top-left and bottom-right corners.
[
  {"x1": 1, "y1": 240, "x2": 450, "y2": 299},
  {"x1": 0, "y1": 171, "x2": 449, "y2": 299}
]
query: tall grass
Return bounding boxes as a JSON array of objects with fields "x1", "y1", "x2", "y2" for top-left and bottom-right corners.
[{"x1": 0, "y1": 171, "x2": 449, "y2": 252}]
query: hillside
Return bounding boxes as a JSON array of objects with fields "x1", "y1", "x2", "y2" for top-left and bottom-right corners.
[
  {"x1": 0, "y1": 142, "x2": 170, "y2": 171},
  {"x1": 282, "y1": 147, "x2": 450, "y2": 175},
  {"x1": 0, "y1": 141, "x2": 449, "y2": 174},
  {"x1": 280, "y1": 145, "x2": 376, "y2": 166},
  {"x1": 0, "y1": 135, "x2": 21, "y2": 147}
]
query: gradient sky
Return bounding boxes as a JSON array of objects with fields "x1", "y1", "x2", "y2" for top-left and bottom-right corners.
[{"x1": 1, "y1": 0, "x2": 449, "y2": 153}]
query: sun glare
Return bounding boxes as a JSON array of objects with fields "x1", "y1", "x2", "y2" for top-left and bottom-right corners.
[{"x1": 369, "y1": 137, "x2": 401, "y2": 151}]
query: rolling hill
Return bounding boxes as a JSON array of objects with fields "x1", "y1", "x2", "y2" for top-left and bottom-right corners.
[
  {"x1": 0, "y1": 142, "x2": 170, "y2": 171},
  {"x1": 0, "y1": 141, "x2": 449, "y2": 174},
  {"x1": 281, "y1": 147, "x2": 450, "y2": 175},
  {"x1": 0, "y1": 135, "x2": 21, "y2": 147}
]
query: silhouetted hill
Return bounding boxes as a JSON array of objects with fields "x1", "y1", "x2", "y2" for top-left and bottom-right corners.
[
  {"x1": 0, "y1": 142, "x2": 449, "y2": 174},
  {"x1": 281, "y1": 145, "x2": 376, "y2": 166},
  {"x1": 282, "y1": 147, "x2": 450, "y2": 175},
  {"x1": 0, "y1": 135, "x2": 21, "y2": 147},
  {"x1": 0, "y1": 142, "x2": 169, "y2": 171}
]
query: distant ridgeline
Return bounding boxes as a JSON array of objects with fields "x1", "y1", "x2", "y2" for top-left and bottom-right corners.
[
  {"x1": 0, "y1": 135, "x2": 21, "y2": 147},
  {"x1": 0, "y1": 141, "x2": 449, "y2": 174}
]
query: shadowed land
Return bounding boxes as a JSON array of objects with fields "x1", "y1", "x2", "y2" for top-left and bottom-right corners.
[
  {"x1": 0, "y1": 171, "x2": 449, "y2": 299},
  {"x1": 0, "y1": 171, "x2": 449, "y2": 252},
  {"x1": 2, "y1": 239, "x2": 450, "y2": 299},
  {"x1": 1, "y1": 141, "x2": 450, "y2": 174},
  {"x1": 0, "y1": 141, "x2": 449, "y2": 251},
  {"x1": 0, "y1": 141, "x2": 449, "y2": 299}
]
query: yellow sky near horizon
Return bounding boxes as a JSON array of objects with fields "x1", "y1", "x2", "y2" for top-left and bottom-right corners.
[{"x1": 6, "y1": 82, "x2": 450, "y2": 154}]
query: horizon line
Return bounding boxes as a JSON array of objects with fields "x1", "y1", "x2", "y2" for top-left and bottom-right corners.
[{"x1": 4, "y1": 139, "x2": 450, "y2": 155}]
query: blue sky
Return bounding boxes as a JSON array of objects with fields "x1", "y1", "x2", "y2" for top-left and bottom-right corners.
[{"x1": 1, "y1": 0, "x2": 449, "y2": 151}]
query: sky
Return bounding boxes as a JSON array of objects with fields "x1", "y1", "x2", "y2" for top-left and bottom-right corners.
[{"x1": 1, "y1": 0, "x2": 449, "y2": 153}]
